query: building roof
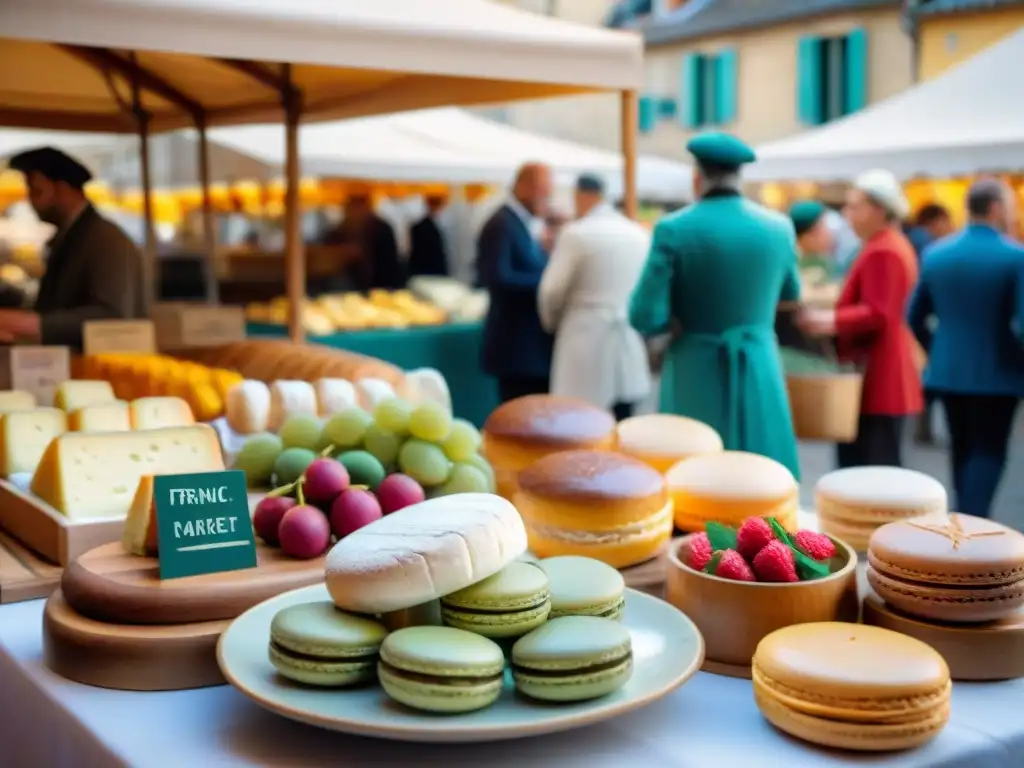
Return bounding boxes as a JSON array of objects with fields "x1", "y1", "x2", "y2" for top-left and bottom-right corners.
[
  {"x1": 911, "y1": 0, "x2": 1024, "y2": 15},
  {"x1": 642, "y1": 0, "x2": 901, "y2": 45}
]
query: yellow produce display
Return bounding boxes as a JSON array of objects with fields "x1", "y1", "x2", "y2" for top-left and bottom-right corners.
[
  {"x1": 245, "y1": 290, "x2": 447, "y2": 333},
  {"x1": 75, "y1": 354, "x2": 244, "y2": 423}
]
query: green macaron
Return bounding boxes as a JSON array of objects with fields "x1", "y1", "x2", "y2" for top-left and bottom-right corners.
[
  {"x1": 378, "y1": 626, "x2": 506, "y2": 713},
  {"x1": 268, "y1": 601, "x2": 388, "y2": 687},
  {"x1": 511, "y1": 616, "x2": 633, "y2": 702},
  {"x1": 537, "y1": 556, "x2": 626, "y2": 620},
  {"x1": 440, "y1": 561, "x2": 551, "y2": 639}
]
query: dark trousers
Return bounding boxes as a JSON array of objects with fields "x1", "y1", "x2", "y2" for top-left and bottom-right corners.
[
  {"x1": 941, "y1": 393, "x2": 1018, "y2": 519},
  {"x1": 836, "y1": 414, "x2": 904, "y2": 469},
  {"x1": 497, "y1": 375, "x2": 549, "y2": 403},
  {"x1": 612, "y1": 402, "x2": 635, "y2": 421}
]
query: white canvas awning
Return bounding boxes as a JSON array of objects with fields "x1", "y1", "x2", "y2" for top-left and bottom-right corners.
[
  {"x1": 0, "y1": 0, "x2": 644, "y2": 133},
  {"x1": 748, "y1": 28, "x2": 1024, "y2": 182}
]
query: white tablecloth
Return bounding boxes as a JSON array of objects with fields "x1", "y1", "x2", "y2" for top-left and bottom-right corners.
[{"x1": 0, "y1": 600, "x2": 1021, "y2": 767}]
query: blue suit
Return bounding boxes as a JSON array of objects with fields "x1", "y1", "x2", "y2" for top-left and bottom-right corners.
[
  {"x1": 907, "y1": 224, "x2": 1024, "y2": 517},
  {"x1": 478, "y1": 205, "x2": 553, "y2": 397}
]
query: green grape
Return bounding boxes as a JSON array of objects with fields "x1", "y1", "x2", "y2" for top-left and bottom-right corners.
[
  {"x1": 434, "y1": 464, "x2": 490, "y2": 497},
  {"x1": 322, "y1": 407, "x2": 373, "y2": 450},
  {"x1": 441, "y1": 419, "x2": 482, "y2": 462},
  {"x1": 278, "y1": 415, "x2": 322, "y2": 451},
  {"x1": 363, "y1": 424, "x2": 402, "y2": 466},
  {"x1": 462, "y1": 453, "x2": 496, "y2": 493},
  {"x1": 408, "y1": 402, "x2": 453, "y2": 442},
  {"x1": 374, "y1": 397, "x2": 414, "y2": 435},
  {"x1": 232, "y1": 433, "x2": 282, "y2": 487},
  {"x1": 398, "y1": 439, "x2": 453, "y2": 486}
]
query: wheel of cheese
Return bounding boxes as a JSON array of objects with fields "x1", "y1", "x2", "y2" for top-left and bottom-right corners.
[
  {"x1": 315, "y1": 378, "x2": 358, "y2": 416},
  {"x1": 225, "y1": 380, "x2": 271, "y2": 435},
  {"x1": 398, "y1": 368, "x2": 451, "y2": 413},
  {"x1": 356, "y1": 378, "x2": 396, "y2": 411},
  {"x1": 267, "y1": 380, "x2": 318, "y2": 431}
]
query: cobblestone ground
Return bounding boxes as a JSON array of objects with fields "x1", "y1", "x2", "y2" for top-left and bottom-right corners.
[{"x1": 797, "y1": 409, "x2": 1024, "y2": 531}]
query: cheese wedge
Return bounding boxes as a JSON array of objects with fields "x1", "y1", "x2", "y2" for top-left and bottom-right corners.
[
  {"x1": 31, "y1": 424, "x2": 225, "y2": 520},
  {"x1": 0, "y1": 408, "x2": 67, "y2": 477},
  {"x1": 267, "y1": 380, "x2": 317, "y2": 432},
  {"x1": 314, "y1": 378, "x2": 357, "y2": 417},
  {"x1": 122, "y1": 474, "x2": 160, "y2": 556},
  {"x1": 0, "y1": 390, "x2": 36, "y2": 413},
  {"x1": 54, "y1": 380, "x2": 116, "y2": 412},
  {"x1": 225, "y1": 380, "x2": 271, "y2": 435},
  {"x1": 68, "y1": 401, "x2": 132, "y2": 432},
  {"x1": 130, "y1": 396, "x2": 195, "y2": 430}
]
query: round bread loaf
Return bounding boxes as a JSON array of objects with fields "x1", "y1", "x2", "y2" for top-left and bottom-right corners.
[{"x1": 325, "y1": 493, "x2": 528, "y2": 614}]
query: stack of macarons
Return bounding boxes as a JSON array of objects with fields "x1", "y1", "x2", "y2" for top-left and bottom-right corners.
[
  {"x1": 615, "y1": 414, "x2": 723, "y2": 474},
  {"x1": 514, "y1": 450, "x2": 674, "y2": 568},
  {"x1": 268, "y1": 493, "x2": 634, "y2": 713},
  {"x1": 481, "y1": 395, "x2": 617, "y2": 500},
  {"x1": 666, "y1": 451, "x2": 799, "y2": 532},
  {"x1": 815, "y1": 467, "x2": 948, "y2": 552},
  {"x1": 752, "y1": 623, "x2": 951, "y2": 751}
]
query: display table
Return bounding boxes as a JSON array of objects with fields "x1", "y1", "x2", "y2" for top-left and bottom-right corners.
[
  {"x1": 247, "y1": 322, "x2": 498, "y2": 428},
  {"x1": 1, "y1": 599, "x2": 1020, "y2": 767}
]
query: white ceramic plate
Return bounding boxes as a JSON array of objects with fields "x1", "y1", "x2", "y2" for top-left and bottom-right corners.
[{"x1": 218, "y1": 585, "x2": 704, "y2": 743}]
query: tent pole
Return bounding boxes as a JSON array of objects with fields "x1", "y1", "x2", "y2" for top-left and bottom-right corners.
[
  {"x1": 197, "y1": 121, "x2": 219, "y2": 305},
  {"x1": 282, "y1": 64, "x2": 305, "y2": 345},
  {"x1": 131, "y1": 79, "x2": 157, "y2": 313},
  {"x1": 620, "y1": 89, "x2": 639, "y2": 220}
]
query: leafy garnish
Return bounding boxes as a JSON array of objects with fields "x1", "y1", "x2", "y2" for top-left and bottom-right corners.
[
  {"x1": 703, "y1": 551, "x2": 723, "y2": 575},
  {"x1": 705, "y1": 521, "x2": 738, "y2": 552}
]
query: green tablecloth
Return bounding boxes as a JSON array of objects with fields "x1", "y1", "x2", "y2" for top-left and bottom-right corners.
[{"x1": 246, "y1": 322, "x2": 499, "y2": 428}]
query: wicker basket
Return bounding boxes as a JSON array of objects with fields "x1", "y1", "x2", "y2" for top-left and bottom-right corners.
[{"x1": 786, "y1": 371, "x2": 863, "y2": 442}]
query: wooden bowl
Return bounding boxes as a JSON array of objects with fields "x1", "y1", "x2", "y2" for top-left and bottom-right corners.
[{"x1": 666, "y1": 535, "x2": 859, "y2": 678}]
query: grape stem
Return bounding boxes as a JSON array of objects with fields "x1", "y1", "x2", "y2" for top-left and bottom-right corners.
[
  {"x1": 295, "y1": 477, "x2": 306, "y2": 507},
  {"x1": 266, "y1": 483, "x2": 295, "y2": 498},
  {"x1": 320, "y1": 443, "x2": 337, "y2": 457}
]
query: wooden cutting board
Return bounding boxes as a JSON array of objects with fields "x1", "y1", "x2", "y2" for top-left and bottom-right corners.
[
  {"x1": 61, "y1": 542, "x2": 325, "y2": 625},
  {"x1": 0, "y1": 530, "x2": 63, "y2": 604}
]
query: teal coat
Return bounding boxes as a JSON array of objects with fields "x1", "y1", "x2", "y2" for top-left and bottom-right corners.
[{"x1": 629, "y1": 191, "x2": 802, "y2": 479}]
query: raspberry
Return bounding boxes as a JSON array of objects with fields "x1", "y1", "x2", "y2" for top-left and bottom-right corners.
[
  {"x1": 736, "y1": 516, "x2": 775, "y2": 560},
  {"x1": 711, "y1": 549, "x2": 756, "y2": 582},
  {"x1": 685, "y1": 532, "x2": 713, "y2": 571},
  {"x1": 795, "y1": 531, "x2": 836, "y2": 562},
  {"x1": 752, "y1": 540, "x2": 799, "y2": 583}
]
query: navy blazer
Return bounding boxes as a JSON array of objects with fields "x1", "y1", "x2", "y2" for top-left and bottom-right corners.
[
  {"x1": 408, "y1": 216, "x2": 448, "y2": 277},
  {"x1": 908, "y1": 224, "x2": 1024, "y2": 397},
  {"x1": 478, "y1": 205, "x2": 553, "y2": 379}
]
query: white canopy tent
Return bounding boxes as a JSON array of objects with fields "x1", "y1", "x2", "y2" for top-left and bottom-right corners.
[
  {"x1": 0, "y1": 0, "x2": 644, "y2": 341},
  {"x1": 748, "y1": 28, "x2": 1024, "y2": 182}
]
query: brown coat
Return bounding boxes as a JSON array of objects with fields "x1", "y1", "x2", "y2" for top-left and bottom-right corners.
[{"x1": 34, "y1": 205, "x2": 145, "y2": 350}]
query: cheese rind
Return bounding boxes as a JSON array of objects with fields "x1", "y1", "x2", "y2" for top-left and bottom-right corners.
[
  {"x1": 31, "y1": 424, "x2": 225, "y2": 520},
  {"x1": 129, "y1": 396, "x2": 195, "y2": 430},
  {"x1": 225, "y1": 380, "x2": 271, "y2": 435},
  {"x1": 0, "y1": 390, "x2": 36, "y2": 413},
  {"x1": 69, "y1": 401, "x2": 132, "y2": 432},
  {"x1": 122, "y1": 474, "x2": 160, "y2": 556},
  {"x1": 0, "y1": 408, "x2": 67, "y2": 477},
  {"x1": 54, "y1": 380, "x2": 116, "y2": 411}
]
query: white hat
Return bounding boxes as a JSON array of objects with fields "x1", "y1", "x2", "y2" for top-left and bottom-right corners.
[{"x1": 853, "y1": 169, "x2": 910, "y2": 220}]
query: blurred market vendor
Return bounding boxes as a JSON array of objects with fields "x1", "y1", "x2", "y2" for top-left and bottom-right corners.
[
  {"x1": 798, "y1": 170, "x2": 922, "y2": 468},
  {"x1": 790, "y1": 200, "x2": 835, "y2": 259},
  {"x1": 2, "y1": 147, "x2": 143, "y2": 349},
  {"x1": 408, "y1": 194, "x2": 449, "y2": 278},
  {"x1": 327, "y1": 193, "x2": 404, "y2": 291},
  {"x1": 629, "y1": 132, "x2": 801, "y2": 478}
]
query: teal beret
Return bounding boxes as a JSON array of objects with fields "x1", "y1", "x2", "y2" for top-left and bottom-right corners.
[
  {"x1": 789, "y1": 200, "x2": 827, "y2": 237},
  {"x1": 686, "y1": 132, "x2": 756, "y2": 169}
]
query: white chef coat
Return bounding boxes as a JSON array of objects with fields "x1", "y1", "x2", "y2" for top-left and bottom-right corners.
[{"x1": 538, "y1": 203, "x2": 652, "y2": 408}]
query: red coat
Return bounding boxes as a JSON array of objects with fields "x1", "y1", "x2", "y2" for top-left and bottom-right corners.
[{"x1": 835, "y1": 228, "x2": 923, "y2": 416}]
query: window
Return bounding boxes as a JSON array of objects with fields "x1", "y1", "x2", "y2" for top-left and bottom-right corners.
[
  {"x1": 798, "y1": 28, "x2": 868, "y2": 125},
  {"x1": 680, "y1": 49, "x2": 738, "y2": 129},
  {"x1": 638, "y1": 96, "x2": 680, "y2": 134}
]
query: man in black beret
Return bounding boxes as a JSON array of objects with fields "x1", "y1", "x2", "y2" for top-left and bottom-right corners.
[{"x1": 1, "y1": 146, "x2": 144, "y2": 349}]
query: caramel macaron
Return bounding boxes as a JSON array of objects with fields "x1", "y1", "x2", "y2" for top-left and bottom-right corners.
[
  {"x1": 867, "y1": 513, "x2": 1024, "y2": 623},
  {"x1": 482, "y1": 395, "x2": 616, "y2": 500},
  {"x1": 615, "y1": 414, "x2": 723, "y2": 474},
  {"x1": 816, "y1": 467, "x2": 948, "y2": 552},
  {"x1": 753, "y1": 622, "x2": 951, "y2": 751},
  {"x1": 666, "y1": 451, "x2": 798, "y2": 532},
  {"x1": 514, "y1": 450, "x2": 672, "y2": 569}
]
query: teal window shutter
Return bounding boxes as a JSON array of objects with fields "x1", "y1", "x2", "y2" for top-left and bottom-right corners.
[
  {"x1": 797, "y1": 36, "x2": 823, "y2": 125},
  {"x1": 638, "y1": 95, "x2": 656, "y2": 134},
  {"x1": 844, "y1": 28, "x2": 868, "y2": 114},
  {"x1": 659, "y1": 98, "x2": 677, "y2": 119},
  {"x1": 714, "y1": 48, "x2": 738, "y2": 125},
  {"x1": 681, "y1": 54, "x2": 702, "y2": 129}
]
